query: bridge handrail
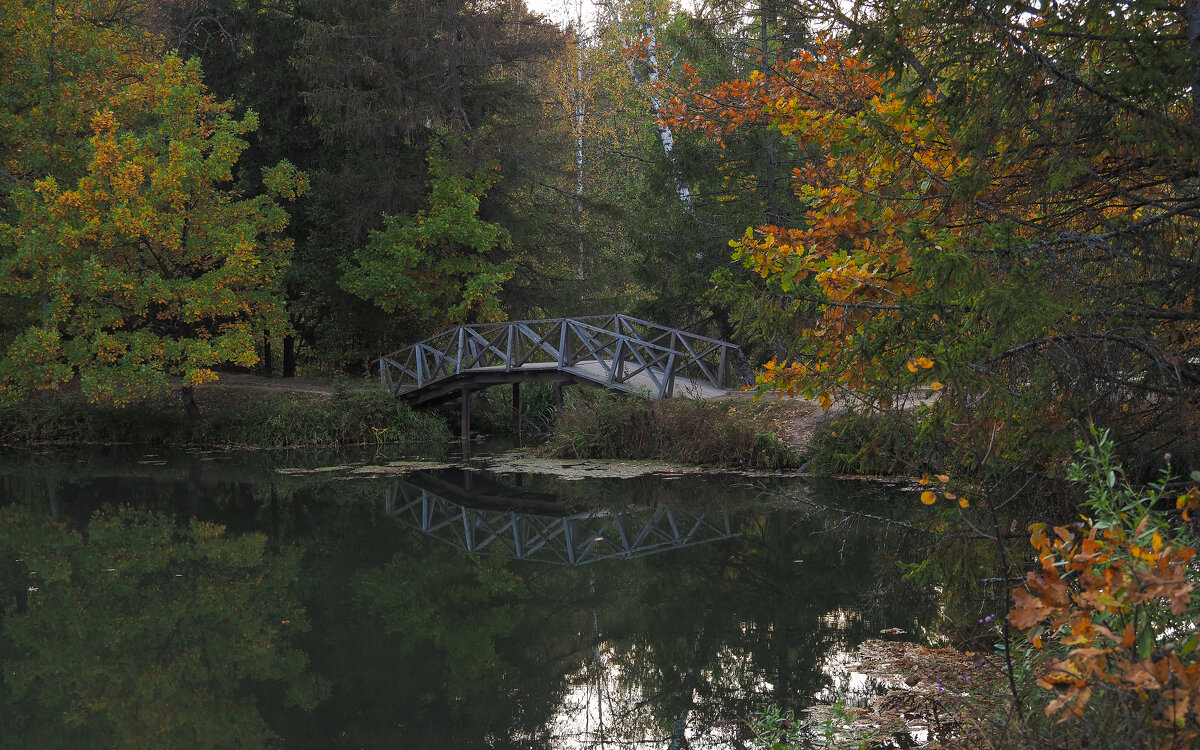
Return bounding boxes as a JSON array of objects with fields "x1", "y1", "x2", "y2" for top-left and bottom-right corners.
[
  {"x1": 378, "y1": 315, "x2": 737, "y2": 362},
  {"x1": 572, "y1": 313, "x2": 742, "y2": 350}
]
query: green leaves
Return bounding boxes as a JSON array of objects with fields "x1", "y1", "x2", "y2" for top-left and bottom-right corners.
[{"x1": 340, "y1": 137, "x2": 515, "y2": 328}]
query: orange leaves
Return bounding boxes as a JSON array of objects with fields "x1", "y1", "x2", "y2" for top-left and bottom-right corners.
[
  {"x1": 915, "y1": 474, "x2": 968, "y2": 507},
  {"x1": 666, "y1": 42, "x2": 970, "y2": 405},
  {"x1": 1177, "y1": 488, "x2": 1200, "y2": 522},
  {"x1": 1009, "y1": 508, "x2": 1200, "y2": 727}
]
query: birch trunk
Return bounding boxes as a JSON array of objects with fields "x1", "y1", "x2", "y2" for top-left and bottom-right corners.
[
  {"x1": 600, "y1": 0, "x2": 694, "y2": 214},
  {"x1": 576, "y1": 1, "x2": 587, "y2": 278}
]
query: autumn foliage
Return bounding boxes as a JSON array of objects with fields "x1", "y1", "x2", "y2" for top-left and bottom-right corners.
[
  {"x1": 1008, "y1": 434, "x2": 1200, "y2": 743},
  {"x1": 663, "y1": 1, "x2": 1200, "y2": 476},
  {"x1": 660, "y1": 42, "x2": 964, "y2": 407},
  {"x1": 0, "y1": 3, "x2": 305, "y2": 407}
]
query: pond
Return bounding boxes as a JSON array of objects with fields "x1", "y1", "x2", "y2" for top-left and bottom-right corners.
[{"x1": 0, "y1": 446, "x2": 938, "y2": 749}]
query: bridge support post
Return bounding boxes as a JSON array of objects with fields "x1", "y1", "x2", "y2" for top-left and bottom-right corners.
[
  {"x1": 511, "y1": 382, "x2": 521, "y2": 443},
  {"x1": 460, "y1": 388, "x2": 471, "y2": 451},
  {"x1": 554, "y1": 381, "x2": 564, "y2": 413}
]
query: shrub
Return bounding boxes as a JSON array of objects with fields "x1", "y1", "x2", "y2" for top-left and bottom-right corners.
[
  {"x1": 1005, "y1": 428, "x2": 1200, "y2": 747},
  {"x1": 547, "y1": 391, "x2": 799, "y2": 470},
  {"x1": 0, "y1": 395, "x2": 187, "y2": 445},
  {"x1": 0, "y1": 386, "x2": 451, "y2": 449},
  {"x1": 804, "y1": 410, "x2": 925, "y2": 476}
]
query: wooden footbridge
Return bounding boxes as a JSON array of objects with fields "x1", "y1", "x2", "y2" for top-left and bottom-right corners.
[{"x1": 377, "y1": 315, "x2": 749, "y2": 439}]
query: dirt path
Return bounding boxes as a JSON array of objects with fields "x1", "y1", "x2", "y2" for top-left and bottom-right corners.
[{"x1": 715, "y1": 390, "x2": 842, "y2": 452}]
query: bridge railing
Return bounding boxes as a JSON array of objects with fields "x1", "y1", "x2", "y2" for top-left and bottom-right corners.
[
  {"x1": 377, "y1": 315, "x2": 747, "y2": 399},
  {"x1": 383, "y1": 479, "x2": 739, "y2": 565}
]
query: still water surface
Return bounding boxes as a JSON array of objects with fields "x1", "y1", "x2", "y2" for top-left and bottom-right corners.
[{"x1": 0, "y1": 447, "x2": 935, "y2": 748}]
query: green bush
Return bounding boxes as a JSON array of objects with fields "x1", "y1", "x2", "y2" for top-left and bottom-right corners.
[{"x1": 547, "y1": 391, "x2": 799, "y2": 470}]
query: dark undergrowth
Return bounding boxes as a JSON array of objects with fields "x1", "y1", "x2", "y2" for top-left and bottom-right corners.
[
  {"x1": 471, "y1": 381, "x2": 560, "y2": 438},
  {"x1": 0, "y1": 386, "x2": 450, "y2": 449},
  {"x1": 802, "y1": 409, "x2": 929, "y2": 476},
  {"x1": 545, "y1": 390, "x2": 799, "y2": 470}
]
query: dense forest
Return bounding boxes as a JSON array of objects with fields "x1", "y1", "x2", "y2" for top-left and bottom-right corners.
[{"x1": 3, "y1": 0, "x2": 1200, "y2": 742}]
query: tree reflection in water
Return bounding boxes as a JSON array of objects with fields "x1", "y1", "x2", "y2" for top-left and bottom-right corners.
[
  {"x1": 0, "y1": 502, "x2": 326, "y2": 750},
  {"x1": 0, "y1": 453, "x2": 935, "y2": 749},
  {"x1": 381, "y1": 471, "x2": 935, "y2": 749}
]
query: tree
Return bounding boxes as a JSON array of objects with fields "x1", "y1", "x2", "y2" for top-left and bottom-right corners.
[
  {"x1": 0, "y1": 3, "x2": 305, "y2": 418},
  {"x1": 340, "y1": 138, "x2": 516, "y2": 328},
  {"x1": 289, "y1": 0, "x2": 567, "y2": 355},
  {"x1": 668, "y1": 0, "x2": 1200, "y2": 473},
  {"x1": 0, "y1": 504, "x2": 325, "y2": 748}
]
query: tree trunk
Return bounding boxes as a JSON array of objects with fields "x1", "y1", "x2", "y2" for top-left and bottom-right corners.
[
  {"x1": 713, "y1": 310, "x2": 756, "y2": 385},
  {"x1": 180, "y1": 385, "x2": 201, "y2": 427},
  {"x1": 600, "y1": 0, "x2": 694, "y2": 214},
  {"x1": 282, "y1": 334, "x2": 296, "y2": 378},
  {"x1": 760, "y1": 1, "x2": 781, "y2": 224},
  {"x1": 575, "y1": 10, "x2": 586, "y2": 279},
  {"x1": 1190, "y1": 0, "x2": 1200, "y2": 179},
  {"x1": 443, "y1": 0, "x2": 468, "y2": 129}
]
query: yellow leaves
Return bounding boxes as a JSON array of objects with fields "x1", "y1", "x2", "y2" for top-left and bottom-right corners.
[
  {"x1": 0, "y1": 40, "x2": 294, "y2": 408},
  {"x1": 917, "y1": 473, "x2": 969, "y2": 507},
  {"x1": 34, "y1": 176, "x2": 60, "y2": 197},
  {"x1": 91, "y1": 109, "x2": 118, "y2": 135},
  {"x1": 906, "y1": 356, "x2": 935, "y2": 372},
  {"x1": 929, "y1": 381, "x2": 944, "y2": 391}
]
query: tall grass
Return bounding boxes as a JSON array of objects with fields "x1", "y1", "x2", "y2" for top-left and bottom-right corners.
[
  {"x1": 546, "y1": 390, "x2": 798, "y2": 470},
  {"x1": 0, "y1": 396, "x2": 188, "y2": 445}
]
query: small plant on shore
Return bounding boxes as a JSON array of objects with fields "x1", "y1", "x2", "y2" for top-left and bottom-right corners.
[
  {"x1": 749, "y1": 703, "x2": 868, "y2": 749},
  {"x1": 1005, "y1": 429, "x2": 1200, "y2": 747}
]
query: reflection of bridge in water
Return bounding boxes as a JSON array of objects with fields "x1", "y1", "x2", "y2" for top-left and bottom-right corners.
[{"x1": 383, "y1": 473, "x2": 739, "y2": 565}]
